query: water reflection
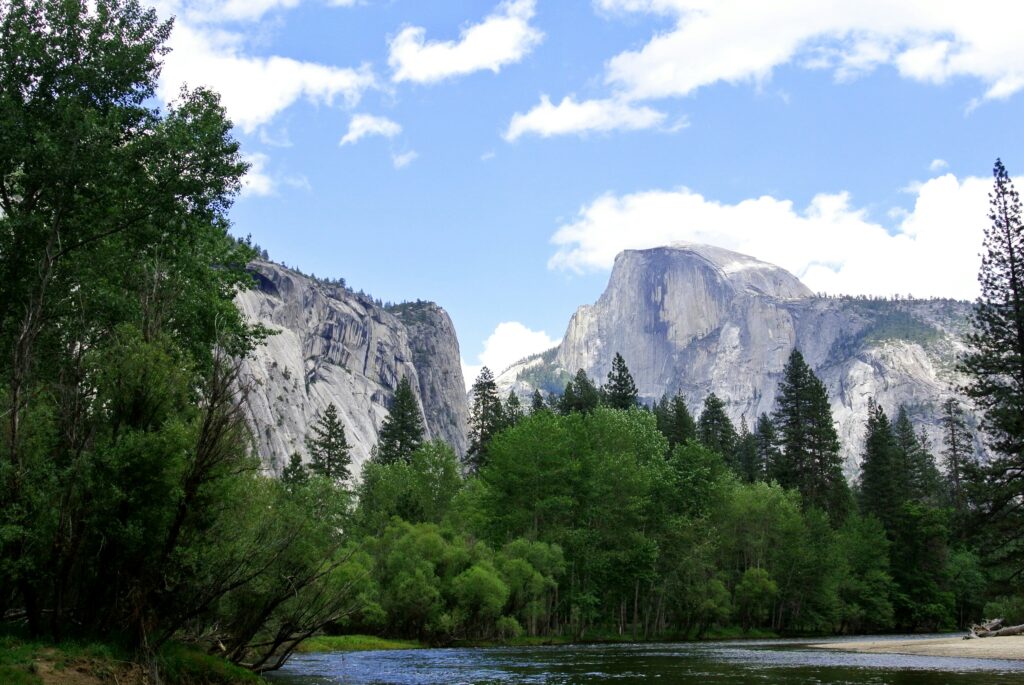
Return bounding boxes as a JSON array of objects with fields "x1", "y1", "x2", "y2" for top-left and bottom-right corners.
[{"x1": 267, "y1": 636, "x2": 1024, "y2": 684}]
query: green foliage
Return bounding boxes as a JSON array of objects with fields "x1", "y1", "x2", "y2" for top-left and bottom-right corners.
[
  {"x1": 466, "y1": 367, "x2": 505, "y2": 473},
  {"x1": 654, "y1": 393, "x2": 696, "y2": 450},
  {"x1": 604, "y1": 353, "x2": 639, "y2": 409},
  {"x1": 960, "y1": 159, "x2": 1024, "y2": 581},
  {"x1": 375, "y1": 377, "x2": 425, "y2": 466},
  {"x1": 356, "y1": 440, "x2": 463, "y2": 535},
  {"x1": 558, "y1": 368, "x2": 601, "y2": 414},
  {"x1": 771, "y1": 349, "x2": 850, "y2": 523},
  {"x1": 983, "y1": 594, "x2": 1024, "y2": 625},
  {"x1": 696, "y1": 393, "x2": 737, "y2": 461},
  {"x1": 860, "y1": 310, "x2": 942, "y2": 346},
  {"x1": 306, "y1": 403, "x2": 352, "y2": 483}
]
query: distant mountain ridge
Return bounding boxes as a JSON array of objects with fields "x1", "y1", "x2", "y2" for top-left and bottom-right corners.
[{"x1": 498, "y1": 244, "x2": 983, "y2": 473}]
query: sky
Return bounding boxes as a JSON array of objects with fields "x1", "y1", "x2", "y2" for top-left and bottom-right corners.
[{"x1": 150, "y1": 0, "x2": 1024, "y2": 387}]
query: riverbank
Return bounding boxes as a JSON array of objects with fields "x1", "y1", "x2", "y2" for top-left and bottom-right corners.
[
  {"x1": 0, "y1": 636, "x2": 262, "y2": 685},
  {"x1": 806, "y1": 635, "x2": 1024, "y2": 660}
]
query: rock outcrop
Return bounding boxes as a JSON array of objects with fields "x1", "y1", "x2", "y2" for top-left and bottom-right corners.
[
  {"x1": 235, "y1": 262, "x2": 468, "y2": 475},
  {"x1": 500, "y1": 243, "x2": 983, "y2": 474}
]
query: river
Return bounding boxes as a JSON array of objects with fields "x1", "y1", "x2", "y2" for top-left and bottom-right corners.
[{"x1": 267, "y1": 635, "x2": 1024, "y2": 684}]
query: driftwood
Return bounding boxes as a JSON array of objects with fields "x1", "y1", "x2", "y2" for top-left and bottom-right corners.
[{"x1": 964, "y1": 618, "x2": 1024, "y2": 639}]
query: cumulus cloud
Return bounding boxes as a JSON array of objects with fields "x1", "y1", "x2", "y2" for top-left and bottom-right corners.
[
  {"x1": 340, "y1": 113, "x2": 402, "y2": 145},
  {"x1": 549, "y1": 173, "x2": 997, "y2": 300},
  {"x1": 155, "y1": 5, "x2": 375, "y2": 133},
  {"x1": 462, "y1": 322, "x2": 560, "y2": 389},
  {"x1": 595, "y1": 1, "x2": 1024, "y2": 104},
  {"x1": 389, "y1": 0, "x2": 543, "y2": 84},
  {"x1": 391, "y1": 150, "x2": 418, "y2": 169},
  {"x1": 240, "y1": 152, "x2": 275, "y2": 196},
  {"x1": 504, "y1": 95, "x2": 671, "y2": 141}
]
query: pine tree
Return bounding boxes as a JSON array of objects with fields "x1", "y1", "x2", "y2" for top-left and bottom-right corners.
[
  {"x1": 940, "y1": 398, "x2": 974, "y2": 514},
  {"x1": 654, "y1": 392, "x2": 696, "y2": 449},
  {"x1": 531, "y1": 389, "x2": 546, "y2": 413},
  {"x1": 754, "y1": 413, "x2": 780, "y2": 483},
  {"x1": 771, "y1": 349, "x2": 849, "y2": 522},
  {"x1": 697, "y1": 393, "x2": 737, "y2": 460},
  {"x1": 604, "y1": 352, "x2": 639, "y2": 409},
  {"x1": 734, "y1": 418, "x2": 760, "y2": 483},
  {"x1": 281, "y1": 452, "x2": 308, "y2": 486},
  {"x1": 892, "y1": 406, "x2": 942, "y2": 504},
  {"x1": 306, "y1": 403, "x2": 352, "y2": 483},
  {"x1": 505, "y1": 391, "x2": 524, "y2": 426},
  {"x1": 960, "y1": 159, "x2": 1024, "y2": 576},
  {"x1": 858, "y1": 400, "x2": 903, "y2": 529},
  {"x1": 466, "y1": 367, "x2": 506, "y2": 473},
  {"x1": 375, "y1": 376, "x2": 425, "y2": 466},
  {"x1": 559, "y1": 369, "x2": 601, "y2": 414}
]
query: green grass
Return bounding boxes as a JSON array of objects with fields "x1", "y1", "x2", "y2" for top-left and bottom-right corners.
[
  {"x1": 0, "y1": 634, "x2": 261, "y2": 685},
  {"x1": 296, "y1": 634, "x2": 426, "y2": 653}
]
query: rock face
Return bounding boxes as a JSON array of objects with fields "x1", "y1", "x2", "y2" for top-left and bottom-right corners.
[
  {"x1": 235, "y1": 262, "x2": 468, "y2": 475},
  {"x1": 500, "y1": 243, "x2": 984, "y2": 474}
]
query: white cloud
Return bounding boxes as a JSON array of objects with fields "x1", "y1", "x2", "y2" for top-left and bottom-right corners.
[
  {"x1": 549, "y1": 173, "x2": 997, "y2": 300},
  {"x1": 597, "y1": 1, "x2": 1024, "y2": 104},
  {"x1": 930, "y1": 158, "x2": 949, "y2": 172},
  {"x1": 156, "y1": 0, "x2": 356, "y2": 23},
  {"x1": 389, "y1": 0, "x2": 543, "y2": 84},
  {"x1": 505, "y1": 95, "x2": 670, "y2": 141},
  {"x1": 340, "y1": 113, "x2": 402, "y2": 145},
  {"x1": 240, "y1": 152, "x2": 275, "y2": 196},
  {"x1": 462, "y1": 321, "x2": 560, "y2": 389},
  {"x1": 392, "y1": 150, "x2": 418, "y2": 169},
  {"x1": 153, "y1": 6, "x2": 374, "y2": 132}
]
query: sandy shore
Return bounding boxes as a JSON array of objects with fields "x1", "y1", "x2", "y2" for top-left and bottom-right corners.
[{"x1": 806, "y1": 635, "x2": 1024, "y2": 660}]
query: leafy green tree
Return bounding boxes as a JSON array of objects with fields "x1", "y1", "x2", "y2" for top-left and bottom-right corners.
[
  {"x1": 356, "y1": 441, "x2": 463, "y2": 535},
  {"x1": 697, "y1": 393, "x2": 737, "y2": 461},
  {"x1": 306, "y1": 403, "x2": 352, "y2": 483},
  {"x1": 771, "y1": 349, "x2": 849, "y2": 522},
  {"x1": 960, "y1": 159, "x2": 1024, "y2": 578},
  {"x1": 376, "y1": 376, "x2": 424, "y2": 466},
  {"x1": 833, "y1": 514, "x2": 895, "y2": 633},
  {"x1": 466, "y1": 367, "x2": 506, "y2": 473},
  {"x1": 604, "y1": 352, "x2": 639, "y2": 409}
]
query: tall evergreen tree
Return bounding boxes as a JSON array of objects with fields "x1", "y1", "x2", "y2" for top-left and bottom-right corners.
[
  {"x1": 697, "y1": 393, "x2": 737, "y2": 460},
  {"x1": 653, "y1": 393, "x2": 696, "y2": 449},
  {"x1": 466, "y1": 367, "x2": 506, "y2": 473},
  {"x1": 959, "y1": 159, "x2": 1024, "y2": 576},
  {"x1": 281, "y1": 452, "x2": 309, "y2": 486},
  {"x1": 375, "y1": 376, "x2": 425, "y2": 466},
  {"x1": 734, "y1": 418, "x2": 760, "y2": 483},
  {"x1": 892, "y1": 407, "x2": 942, "y2": 504},
  {"x1": 859, "y1": 400, "x2": 903, "y2": 529},
  {"x1": 505, "y1": 391, "x2": 524, "y2": 426},
  {"x1": 531, "y1": 389, "x2": 547, "y2": 413},
  {"x1": 771, "y1": 349, "x2": 849, "y2": 522},
  {"x1": 940, "y1": 398, "x2": 974, "y2": 515},
  {"x1": 306, "y1": 403, "x2": 352, "y2": 483},
  {"x1": 604, "y1": 352, "x2": 639, "y2": 409},
  {"x1": 559, "y1": 369, "x2": 601, "y2": 414},
  {"x1": 753, "y1": 413, "x2": 780, "y2": 483}
]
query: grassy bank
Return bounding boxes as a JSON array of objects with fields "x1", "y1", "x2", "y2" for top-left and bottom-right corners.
[
  {"x1": 0, "y1": 635, "x2": 262, "y2": 685},
  {"x1": 296, "y1": 634, "x2": 426, "y2": 653}
]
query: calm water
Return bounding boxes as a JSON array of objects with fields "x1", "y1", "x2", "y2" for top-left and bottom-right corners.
[{"x1": 267, "y1": 635, "x2": 1024, "y2": 684}]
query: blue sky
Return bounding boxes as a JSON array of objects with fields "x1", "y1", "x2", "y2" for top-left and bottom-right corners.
[{"x1": 152, "y1": 0, "x2": 1024, "y2": 385}]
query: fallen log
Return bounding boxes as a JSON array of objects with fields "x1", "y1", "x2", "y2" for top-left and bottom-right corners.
[{"x1": 965, "y1": 619, "x2": 1024, "y2": 639}]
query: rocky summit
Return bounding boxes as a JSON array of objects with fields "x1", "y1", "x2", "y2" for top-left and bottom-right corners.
[
  {"x1": 235, "y1": 261, "x2": 468, "y2": 475},
  {"x1": 499, "y1": 243, "x2": 983, "y2": 474}
]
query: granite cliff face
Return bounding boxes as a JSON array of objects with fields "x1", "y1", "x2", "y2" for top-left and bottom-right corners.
[
  {"x1": 235, "y1": 262, "x2": 468, "y2": 475},
  {"x1": 501, "y1": 243, "x2": 983, "y2": 474}
]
